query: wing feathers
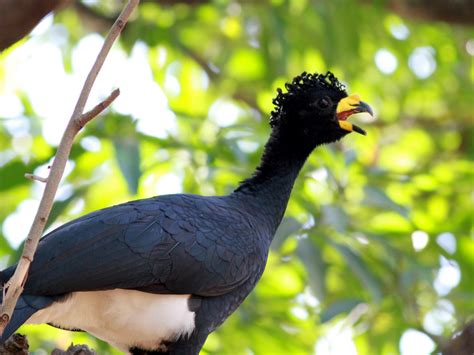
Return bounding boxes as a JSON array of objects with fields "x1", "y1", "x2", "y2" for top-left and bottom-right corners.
[{"x1": 21, "y1": 195, "x2": 261, "y2": 297}]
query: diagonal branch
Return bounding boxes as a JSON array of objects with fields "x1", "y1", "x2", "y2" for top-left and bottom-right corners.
[
  {"x1": 0, "y1": 0, "x2": 139, "y2": 336},
  {"x1": 77, "y1": 88, "x2": 120, "y2": 127}
]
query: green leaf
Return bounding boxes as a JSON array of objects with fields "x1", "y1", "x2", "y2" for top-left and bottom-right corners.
[
  {"x1": 297, "y1": 237, "x2": 326, "y2": 301},
  {"x1": 113, "y1": 138, "x2": 142, "y2": 195},
  {"x1": 272, "y1": 217, "x2": 302, "y2": 251},
  {"x1": 320, "y1": 299, "x2": 363, "y2": 323},
  {"x1": 0, "y1": 232, "x2": 14, "y2": 255},
  {"x1": 0, "y1": 159, "x2": 47, "y2": 191},
  {"x1": 363, "y1": 186, "x2": 409, "y2": 219},
  {"x1": 330, "y1": 242, "x2": 383, "y2": 303},
  {"x1": 322, "y1": 204, "x2": 348, "y2": 233},
  {"x1": 46, "y1": 186, "x2": 88, "y2": 230}
]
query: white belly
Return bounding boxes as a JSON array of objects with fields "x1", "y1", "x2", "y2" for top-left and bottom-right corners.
[{"x1": 27, "y1": 290, "x2": 195, "y2": 352}]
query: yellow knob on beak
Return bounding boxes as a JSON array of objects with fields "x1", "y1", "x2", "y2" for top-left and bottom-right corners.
[{"x1": 336, "y1": 94, "x2": 373, "y2": 135}]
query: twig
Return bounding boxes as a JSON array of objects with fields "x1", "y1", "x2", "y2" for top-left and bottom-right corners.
[
  {"x1": 174, "y1": 40, "x2": 219, "y2": 80},
  {"x1": 78, "y1": 88, "x2": 120, "y2": 128},
  {"x1": 24, "y1": 174, "x2": 48, "y2": 183},
  {"x1": 0, "y1": 333, "x2": 28, "y2": 354},
  {"x1": 0, "y1": 0, "x2": 139, "y2": 336}
]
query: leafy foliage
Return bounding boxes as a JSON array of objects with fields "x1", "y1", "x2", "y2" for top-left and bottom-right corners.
[{"x1": 0, "y1": 0, "x2": 473, "y2": 353}]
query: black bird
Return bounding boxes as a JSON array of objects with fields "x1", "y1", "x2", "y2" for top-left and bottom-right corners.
[{"x1": 0, "y1": 72, "x2": 373, "y2": 354}]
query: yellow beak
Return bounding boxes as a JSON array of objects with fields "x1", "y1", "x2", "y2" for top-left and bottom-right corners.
[{"x1": 336, "y1": 94, "x2": 373, "y2": 135}]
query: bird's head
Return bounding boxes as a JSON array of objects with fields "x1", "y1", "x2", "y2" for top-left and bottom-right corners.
[{"x1": 270, "y1": 71, "x2": 373, "y2": 147}]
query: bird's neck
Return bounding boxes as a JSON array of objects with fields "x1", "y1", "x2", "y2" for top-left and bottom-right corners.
[{"x1": 231, "y1": 127, "x2": 314, "y2": 235}]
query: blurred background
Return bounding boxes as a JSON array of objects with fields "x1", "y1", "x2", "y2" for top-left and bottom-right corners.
[{"x1": 0, "y1": 0, "x2": 473, "y2": 354}]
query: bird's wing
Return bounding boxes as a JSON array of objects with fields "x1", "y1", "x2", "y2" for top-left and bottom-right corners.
[{"x1": 22, "y1": 195, "x2": 261, "y2": 297}]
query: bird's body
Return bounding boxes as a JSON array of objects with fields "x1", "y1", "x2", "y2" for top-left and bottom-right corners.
[
  {"x1": 29, "y1": 290, "x2": 195, "y2": 352},
  {"x1": 2, "y1": 193, "x2": 274, "y2": 352},
  {"x1": 0, "y1": 72, "x2": 372, "y2": 354}
]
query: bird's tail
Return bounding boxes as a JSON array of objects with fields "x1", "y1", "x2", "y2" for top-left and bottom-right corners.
[{"x1": 0, "y1": 269, "x2": 54, "y2": 343}]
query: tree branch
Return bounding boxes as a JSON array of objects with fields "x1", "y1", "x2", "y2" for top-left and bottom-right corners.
[
  {"x1": 0, "y1": 0, "x2": 71, "y2": 52},
  {"x1": 77, "y1": 88, "x2": 120, "y2": 128},
  {"x1": 442, "y1": 320, "x2": 474, "y2": 355},
  {"x1": 387, "y1": 0, "x2": 474, "y2": 25},
  {"x1": 0, "y1": 0, "x2": 139, "y2": 336},
  {"x1": 0, "y1": 0, "x2": 212, "y2": 52}
]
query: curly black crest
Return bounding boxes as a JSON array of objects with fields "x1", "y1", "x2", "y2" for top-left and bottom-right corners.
[{"x1": 270, "y1": 71, "x2": 347, "y2": 127}]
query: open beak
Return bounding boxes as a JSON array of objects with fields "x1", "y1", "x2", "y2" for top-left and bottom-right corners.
[{"x1": 336, "y1": 94, "x2": 373, "y2": 135}]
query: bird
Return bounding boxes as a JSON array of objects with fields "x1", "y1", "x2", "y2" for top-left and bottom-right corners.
[{"x1": 0, "y1": 71, "x2": 373, "y2": 354}]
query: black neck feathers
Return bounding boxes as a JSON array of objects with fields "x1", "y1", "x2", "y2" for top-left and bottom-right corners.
[
  {"x1": 231, "y1": 123, "x2": 314, "y2": 235},
  {"x1": 235, "y1": 125, "x2": 311, "y2": 193}
]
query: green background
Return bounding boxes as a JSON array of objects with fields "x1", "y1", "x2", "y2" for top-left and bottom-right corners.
[{"x1": 0, "y1": 0, "x2": 473, "y2": 353}]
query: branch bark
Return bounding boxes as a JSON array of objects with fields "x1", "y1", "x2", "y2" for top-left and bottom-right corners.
[
  {"x1": 2, "y1": 0, "x2": 473, "y2": 53},
  {"x1": 0, "y1": 0, "x2": 71, "y2": 52},
  {"x1": 0, "y1": 0, "x2": 210, "y2": 52},
  {"x1": 0, "y1": 0, "x2": 139, "y2": 336},
  {"x1": 387, "y1": 0, "x2": 474, "y2": 26},
  {"x1": 0, "y1": 333, "x2": 28, "y2": 354},
  {"x1": 442, "y1": 320, "x2": 474, "y2": 355},
  {"x1": 0, "y1": 334, "x2": 97, "y2": 355}
]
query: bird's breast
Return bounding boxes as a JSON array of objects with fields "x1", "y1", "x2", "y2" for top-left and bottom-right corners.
[{"x1": 27, "y1": 289, "x2": 195, "y2": 352}]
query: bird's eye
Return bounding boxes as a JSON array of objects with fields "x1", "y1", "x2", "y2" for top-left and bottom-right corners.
[{"x1": 317, "y1": 97, "x2": 332, "y2": 109}]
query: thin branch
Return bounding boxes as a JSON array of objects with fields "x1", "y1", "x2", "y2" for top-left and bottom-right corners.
[
  {"x1": 71, "y1": 8, "x2": 136, "y2": 122},
  {"x1": 24, "y1": 173, "x2": 48, "y2": 183},
  {"x1": 174, "y1": 40, "x2": 266, "y2": 116},
  {"x1": 78, "y1": 88, "x2": 120, "y2": 127},
  {"x1": 174, "y1": 40, "x2": 220, "y2": 80},
  {"x1": 0, "y1": 0, "x2": 139, "y2": 336}
]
